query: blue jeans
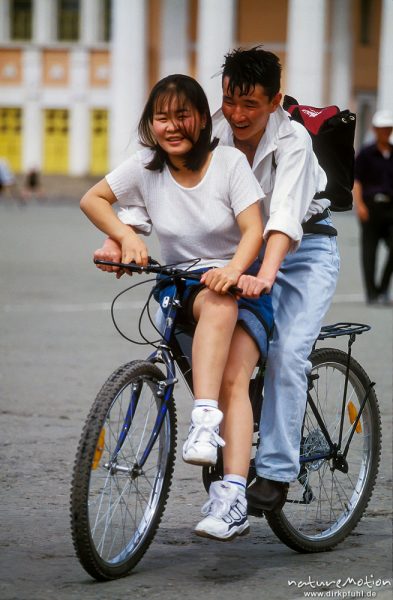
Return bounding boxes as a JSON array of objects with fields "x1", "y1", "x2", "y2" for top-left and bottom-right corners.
[{"x1": 256, "y1": 227, "x2": 340, "y2": 482}]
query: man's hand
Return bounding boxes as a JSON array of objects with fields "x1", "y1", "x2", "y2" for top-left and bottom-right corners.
[
  {"x1": 94, "y1": 238, "x2": 123, "y2": 277},
  {"x1": 355, "y1": 201, "x2": 369, "y2": 223},
  {"x1": 353, "y1": 180, "x2": 369, "y2": 223},
  {"x1": 237, "y1": 273, "x2": 273, "y2": 297}
]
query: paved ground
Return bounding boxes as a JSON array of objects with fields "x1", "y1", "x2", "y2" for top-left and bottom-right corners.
[{"x1": 0, "y1": 199, "x2": 392, "y2": 600}]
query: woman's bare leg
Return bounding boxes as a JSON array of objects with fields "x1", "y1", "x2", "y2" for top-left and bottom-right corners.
[
  {"x1": 191, "y1": 289, "x2": 238, "y2": 399},
  {"x1": 219, "y1": 326, "x2": 260, "y2": 478}
]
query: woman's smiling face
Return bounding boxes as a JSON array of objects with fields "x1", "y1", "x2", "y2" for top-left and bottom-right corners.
[{"x1": 151, "y1": 95, "x2": 206, "y2": 163}]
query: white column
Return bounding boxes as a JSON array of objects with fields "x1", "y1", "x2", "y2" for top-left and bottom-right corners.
[
  {"x1": 69, "y1": 50, "x2": 90, "y2": 175},
  {"x1": 110, "y1": 0, "x2": 147, "y2": 168},
  {"x1": 33, "y1": 0, "x2": 56, "y2": 43},
  {"x1": 286, "y1": 0, "x2": 327, "y2": 106},
  {"x1": 0, "y1": 0, "x2": 10, "y2": 41},
  {"x1": 159, "y1": 0, "x2": 189, "y2": 78},
  {"x1": 196, "y1": 0, "x2": 236, "y2": 112},
  {"x1": 377, "y1": 0, "x2": 393, "y2": 112},
  {"x1": 81, "y1": 0, "x2": 100, "y2": 45},
  {"x1": 22, "y1": 49, "x2": 42, "y2": 171},
  {"x1": 330, "y1": 0, "x2": 352, "y2": 109}
]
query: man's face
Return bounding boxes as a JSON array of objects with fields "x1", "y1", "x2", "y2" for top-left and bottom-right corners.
[
  {"x1": 221, "y1": 76, "x2": 281, "y2": 147},
  {"x1": 374, "y1": 126, "x2": 393, "y2": 145}
]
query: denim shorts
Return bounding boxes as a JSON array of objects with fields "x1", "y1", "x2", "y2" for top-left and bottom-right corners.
[{"x1": 154, "y1": 260, "x2": 274, "y2": 359}]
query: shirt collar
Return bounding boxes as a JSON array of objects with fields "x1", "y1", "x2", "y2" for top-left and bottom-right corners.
[{"x1": 212, "y1": 104, "x2": 295, "y2": 168}]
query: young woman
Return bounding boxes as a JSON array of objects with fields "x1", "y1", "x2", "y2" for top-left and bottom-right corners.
[{"x1": 80, "y1": 74, "x2": 273, "y2": 541}]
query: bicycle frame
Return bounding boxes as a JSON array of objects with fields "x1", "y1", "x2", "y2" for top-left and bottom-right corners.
[
  {"x1": 108, "y1": 269, "x2": 191, "y2": 472},
  {"x1": 96, "y1": 260, "x2": 375, "y2": 479}
]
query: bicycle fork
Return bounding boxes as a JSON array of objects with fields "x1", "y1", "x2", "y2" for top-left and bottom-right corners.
[{"x1": 106, "y1": 354, "x2": 177, "y2": 478}]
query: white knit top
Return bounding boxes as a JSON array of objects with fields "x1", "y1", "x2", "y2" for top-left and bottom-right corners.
[{"x1": 106, "y1": 146, "x2": 263, "y2": 269}]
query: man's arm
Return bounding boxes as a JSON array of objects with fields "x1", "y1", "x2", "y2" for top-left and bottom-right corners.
[{"x1": 238, "y1": 231, "x2": 291, "y2": 296}]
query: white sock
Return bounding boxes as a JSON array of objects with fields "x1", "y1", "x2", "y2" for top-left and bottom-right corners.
[
  {"x1": 224, "y1": 474, "x2": 247, "y2": 495},
  {"x1": 194, "y1": 399, "x2": 219, "y2": 410}
]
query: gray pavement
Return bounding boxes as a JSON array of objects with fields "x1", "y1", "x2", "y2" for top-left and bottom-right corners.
[{"x1": 0, "y1": 200, "x2": 392, "y2": 600}]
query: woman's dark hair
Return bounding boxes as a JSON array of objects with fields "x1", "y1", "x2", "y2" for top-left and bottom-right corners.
[
  {"x1": 222, "y1": 46, "x2": 282, "y2": 100},
  {"x1": 138, "y1": 74, "x2": 218, "y2": 172}
]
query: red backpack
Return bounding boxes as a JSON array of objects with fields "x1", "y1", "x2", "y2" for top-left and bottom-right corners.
[{"x1": 283, "y1": 95, "x2": 356, "y2": 212}]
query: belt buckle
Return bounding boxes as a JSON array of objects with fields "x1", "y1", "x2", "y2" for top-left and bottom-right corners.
[{"x1": 374, "y1": 193, "x2": 390, "y2": 204}]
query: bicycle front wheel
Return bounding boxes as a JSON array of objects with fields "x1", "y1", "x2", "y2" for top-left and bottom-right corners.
[
  {"x1": 70, "y1": 360, "x2": 177, "y2": 580},
  {"x1": 265, "y1": 348, "x2": 381, "y2": 552}
]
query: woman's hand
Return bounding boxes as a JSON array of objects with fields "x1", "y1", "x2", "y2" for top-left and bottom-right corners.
[
  {"x1": 237, "y1": 273, "x2": 273, "y2": 297},
  {"x1": 201, "y1": 265, "x2": 242, "y2": 294},
  {"x1": 119, "y1": 230, "x2": 149, "y2": 268}
]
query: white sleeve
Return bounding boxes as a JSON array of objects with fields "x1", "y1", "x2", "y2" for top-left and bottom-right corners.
[
  {"x1": 105, "y1": 155, "x2": 152, "y2": 235},
  {"x1": 264, "y1": 124, "x2": 326, "y2": 251},
  {"x1": 228, "y1": 152, "x2": 264, "y2": 216}
]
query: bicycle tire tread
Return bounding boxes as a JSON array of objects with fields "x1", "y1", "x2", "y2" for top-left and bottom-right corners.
[
  {"x1": 70, "y1": 360, "x2": 177, "y2": 580},
  {"x1": 265, "y1": 348, "x2": 381, "y2": 553}
]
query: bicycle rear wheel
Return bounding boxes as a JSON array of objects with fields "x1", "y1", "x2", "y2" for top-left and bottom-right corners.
[
  {"x1": 70, "y1": 360, "x2": 176, "y2": 580},
  {"x1": 265, "y1": 348, "x2": 381, "y2": 552}
]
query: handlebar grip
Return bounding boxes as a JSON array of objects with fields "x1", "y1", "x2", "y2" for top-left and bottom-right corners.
[{"x1": 94, "y1": 259, "x2": 144, "y2": 271}]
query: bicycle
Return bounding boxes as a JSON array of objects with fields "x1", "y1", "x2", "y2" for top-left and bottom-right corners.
[{"x1": 70, "y1": 259, "x2": 381, "y2": 581}]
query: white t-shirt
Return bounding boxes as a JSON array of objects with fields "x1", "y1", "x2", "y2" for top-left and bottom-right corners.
[{"x1": 106, "y1": 146, "x2": 263, "y2": 269}]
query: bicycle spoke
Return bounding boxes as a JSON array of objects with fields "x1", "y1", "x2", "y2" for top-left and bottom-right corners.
[{"x1": 267, "y1": 349, "x2": 380, "y2": 550}]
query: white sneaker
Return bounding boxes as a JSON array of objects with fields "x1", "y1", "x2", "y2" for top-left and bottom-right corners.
[
  {"x1": 195, "y1": 481, "x2": 250, "y2": 541},
  {"x1": 182, "y1": 406, "x2": 225, "y2": 466}
]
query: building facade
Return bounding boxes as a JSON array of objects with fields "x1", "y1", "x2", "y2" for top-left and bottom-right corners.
[{"x1": 0, "y1": 0, "x2": 391, "y2": 175}]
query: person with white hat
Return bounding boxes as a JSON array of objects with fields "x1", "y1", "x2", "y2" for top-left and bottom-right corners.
[{"x1": 353, "y1": 109, "x2": 393, "y2": 304}]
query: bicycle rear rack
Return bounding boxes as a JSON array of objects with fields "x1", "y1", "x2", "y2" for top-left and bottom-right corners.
[{"x1": 318, "y1": 322, "x2": 370, "y2": 340}]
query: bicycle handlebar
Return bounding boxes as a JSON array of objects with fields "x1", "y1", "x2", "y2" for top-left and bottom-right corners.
[{"x1": 94, "y1": 259, "x2": 243, "y2": 293}]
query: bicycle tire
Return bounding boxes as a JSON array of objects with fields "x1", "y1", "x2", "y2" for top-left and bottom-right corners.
[
  {"x1": 265, "y1": 348, "x2": 381, "y2": 552},
  {"x1": 70, "y1": 360, "x2": 177, "y2": 580}
]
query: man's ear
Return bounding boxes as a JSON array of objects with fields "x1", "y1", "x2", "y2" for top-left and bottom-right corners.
[{"x1": 270, "y1": 92, "x2": 282, "y2": 113}]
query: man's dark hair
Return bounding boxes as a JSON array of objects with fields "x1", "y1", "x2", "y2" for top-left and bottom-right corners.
[
  {"x1": 222, "y1": 46, "x2": 282, "y2": 100},
  {"x1": 138, "y1": 74, "x2": 218, "y2": 172}
]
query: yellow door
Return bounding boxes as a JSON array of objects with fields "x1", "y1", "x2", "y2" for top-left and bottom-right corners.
[
  {"x1": 43, "y1": 109, "x2": 69, "y2": 173},
  {"x1": 0, "y1": 108, "x2": 22, "y2": 172},
  {"x1": 90, "y1": 109, "x2": 108, "y2": 175}
]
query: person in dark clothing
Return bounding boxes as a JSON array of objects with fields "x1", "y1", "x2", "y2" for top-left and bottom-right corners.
[{"x1": 353, "y1": 110, "x2": 393, "y2": 305}]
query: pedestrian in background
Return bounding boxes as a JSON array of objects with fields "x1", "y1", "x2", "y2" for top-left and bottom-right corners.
[
  {"x1": 353, "y1": 110, "x2": 393, "y2": 305},
  {"x1": 22, "y1": 167, "x2": 44, "y2": 201},
  {"x1": 0, "y1": 158, "x2": 16, "y2": 195}
]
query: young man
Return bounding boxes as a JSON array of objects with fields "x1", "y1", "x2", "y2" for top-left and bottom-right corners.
[
  {"x1": 94, "y1": 47, "x2": 340, "y2": 514},
  {"x1": 214, "y1": 47, "x2": 340, "y2": 512}
]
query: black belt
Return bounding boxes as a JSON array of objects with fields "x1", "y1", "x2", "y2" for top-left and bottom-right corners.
[{"x1": 302, "y1": 208, "x2": 337, "y2": 236}]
